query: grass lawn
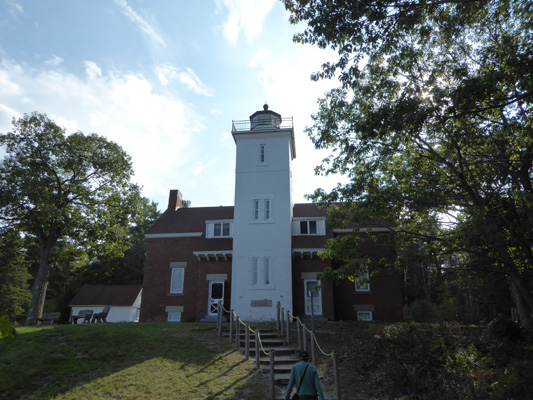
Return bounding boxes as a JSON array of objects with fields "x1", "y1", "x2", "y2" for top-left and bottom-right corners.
[{"x1": 0, "y1": 322, "x2": 272, "y2": 400}]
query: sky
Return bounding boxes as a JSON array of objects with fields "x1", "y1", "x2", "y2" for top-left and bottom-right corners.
[{"x1": 0, "y1": 0, "x2": 342, "y2": 211}]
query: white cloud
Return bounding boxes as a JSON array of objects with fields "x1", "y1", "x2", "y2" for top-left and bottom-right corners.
[
  {"x1": 215, "y1": 0, "x2": 277, "y2": 45},
  {"x1": 248, "y1": 45, "x2": 346, "y2": 203},
  {"x1": 45, "y1": 54, "x2": 63, "y2": 66},
  {"x1": 154, "y1": 64, "x2": 214, "y2": 96},
  {"x1": 177, "y1": 68, "x2": 214, "y2": 97},
  {"x1": 5, "y1": 0, "x2": 24, "y2": 17},
  {"x1": 114, "y1": 0, "x2": 166, "y2": 47},
  {"x1": 0, "y1": 58, "x2": 206, "y2": 208}
]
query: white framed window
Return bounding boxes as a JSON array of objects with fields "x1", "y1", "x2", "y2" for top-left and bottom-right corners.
[
  {"x1": 300, "y1": 220, "x2": 317, "y2": 235},
  {"x1": 357, "y1": 311, "x2": 372, "y2": 321},
  {"x1": 355, "y1": 263, "x2": 370, "y2": 292},
  {"x1": 260, "y1": 144, "x2": 266, "y2": 163},
  {"x1": 214, "y1": 222, "x2": 230, "y2": 237},
  {"x1": 251, "y1": 257, "x2": 271, "y2": 287},
  {"x1": 168, "y1": 311, "x2": 182, "y2": 322},
  {"x1": 253, "y1": 200, "x2": 260, "y2": 220},
  {"x1": 264, "y1": 199, "x2": 271, "y2": 220},
  {"x1": 170, "y1": 267, "x2": 184, "y2": 294},
  {"x1": 252, "y1": 198, "x2": 273, "y2": 222},
  {"x1": 252, "y1": 257, "x2": 259, "y2": 286},
  {"x1": 262, "y1": 257, "x2": 271, "y2": 286}
]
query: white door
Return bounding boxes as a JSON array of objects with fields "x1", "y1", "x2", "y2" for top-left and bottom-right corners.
[
  {"x1": 208, "y1": 281, "x2": 224, "y2": 316},
  {"x1": 304, "y1": 279, "x2": 322, "y2": 316}
]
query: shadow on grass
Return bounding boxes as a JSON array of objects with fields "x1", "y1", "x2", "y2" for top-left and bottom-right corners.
[
  {"x1": 195, "y1": 356, "x2": 248, "y2": 387},
  {"x1": 0, "y1": 322, "x2": 258, "y2": 400},
  {"x1": 204, "y1": 368, "x2": 257, "y2": 400}
]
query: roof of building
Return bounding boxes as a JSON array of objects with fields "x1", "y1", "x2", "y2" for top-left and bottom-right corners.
[
  {"x1": 69, "y1": 285, "x2": 143, "y2": 307},
  {"x1": 146, "y1": 202, "x2": 395, "y2": 236}
]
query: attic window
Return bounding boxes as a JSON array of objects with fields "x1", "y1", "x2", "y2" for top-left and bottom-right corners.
[
  {"x1": 214, "y1": 222, "x2": 230, "y2": 237},
  {"x1": 300, "y1": 220, "x2": 317, "y2": 235}
]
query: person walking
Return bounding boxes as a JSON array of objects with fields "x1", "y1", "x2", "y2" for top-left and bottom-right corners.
[{"x1": 285, "y1": 350, "x2": 325, "y2": 400}]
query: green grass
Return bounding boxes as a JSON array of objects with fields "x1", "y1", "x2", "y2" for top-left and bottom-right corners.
[{"x1": 0, "y1": 323, "x2": 271, "y2": 400}]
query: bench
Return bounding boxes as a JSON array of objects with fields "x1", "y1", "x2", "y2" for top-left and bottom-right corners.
[
  {"x1": 70, "y1": 310, "x2": 93, "y2": 324},
  {"x1": 39, "y1": 312, "x2": 61, "y2": 325},
  {"x1": 91, "y1": 306, "x2": 110, "y2": 323}
]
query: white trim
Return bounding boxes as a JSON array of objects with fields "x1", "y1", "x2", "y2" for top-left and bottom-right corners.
[
  {"x1": 165, "y1": 306, "x2": 184, "y2": 312},
  {"x1": 333, "y1": 227, "x2": 396, "y2": 233},
  {"x1": 357, "y1": 311, "x2": 373, "y2": 321},
  {"x1": 193, "y1": 250, "x2": 233, "y2": 261},
  {"x1": 206, "y1": 274, "x2": 227, "y2": 281},
  {"x1": 146, "y1": 232, "x2": 203, "y2": 239},
  {"x1": 292, "y1": 217, "x2": 327, "y2": 221},
  {"x1": 170, "y1": 262, "x2": 187, "y2": 268}
]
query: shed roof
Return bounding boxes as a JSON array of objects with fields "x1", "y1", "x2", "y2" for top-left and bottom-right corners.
[{"x1": 69, "y1": 285, "x2": 142, "y2": 307}]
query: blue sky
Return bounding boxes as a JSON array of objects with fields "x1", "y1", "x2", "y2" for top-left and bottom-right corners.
[{"x1": 0, "y1": 0, "x2": 341, "y2": 210}]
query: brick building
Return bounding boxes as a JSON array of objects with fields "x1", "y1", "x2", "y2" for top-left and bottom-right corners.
[{"x1": 140, "y1": 106, "x2": 403, "y2": 323}]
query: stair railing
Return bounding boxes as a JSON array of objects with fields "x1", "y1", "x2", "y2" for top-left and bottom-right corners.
[
  {"x1": 276, "y1": 301, "x2": 342, "y2": 400},
  {"x1": 217, "y1": 301, "x2": 277, "y2": 400}
]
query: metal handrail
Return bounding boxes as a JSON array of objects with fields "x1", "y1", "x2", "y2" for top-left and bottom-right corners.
[{"x1": 232, "y1": 117, "x2": 293, "y2": 132}]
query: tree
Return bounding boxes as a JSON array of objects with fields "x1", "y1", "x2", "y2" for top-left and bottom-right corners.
[
  {"x1": 0, "y1": 229, "x2": 31, "y2": 320},
  {"x1": 0, "y1": 113, "x2": 142, "y2": 325},
  {"x1": 283, "y1": 1, "x2": 533, "y2": 330}
]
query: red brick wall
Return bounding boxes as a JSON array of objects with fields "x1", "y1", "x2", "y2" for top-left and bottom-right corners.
[
  {"x1": 332, "y1": 232, "x2": 403, "y2": 322},
  {"x1": 140, "y1": 237, "x2": 233, "y2": 322},
  {"x1": 291, "y1": 257, "x2": 335, "y2": 320}
]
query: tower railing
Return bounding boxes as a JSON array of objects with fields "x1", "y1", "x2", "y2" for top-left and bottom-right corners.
[{"x1": 232, "y1": 117, "x2": 293, "y2": 132}]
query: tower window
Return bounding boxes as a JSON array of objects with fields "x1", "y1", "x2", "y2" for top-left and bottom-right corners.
[
  {"x1": 252, "y1": 198, "x2": 272, "y2": 221},
  {"x1": 260, "y1": 144, "x2": 266, "y2": 163},
  {"x1": 252, "y1": 257, "x2": 271, "y2": 287}
]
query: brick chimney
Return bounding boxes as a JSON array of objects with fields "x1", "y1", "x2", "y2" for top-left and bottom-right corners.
[{"x1": 167, "y1": 189, "x2": 183, "y2": 211}]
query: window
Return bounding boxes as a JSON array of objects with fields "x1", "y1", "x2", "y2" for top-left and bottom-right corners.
[
  {"x1": 264, "y1": 200, "x2": 271, "y2": 220},
  {"x1": 252, "y1": 198, "x2": 272, "y2": 221},
  {"x1": 355, "y1": 264, "x2": 370, "y2": 292},
  {"x1": 252, "y1": 257, "x2": 259, "y2": 286},
  {"x1": 168, "y1": 311, "x2": 182, "y2": 322},
  {"x1": 264, "y1": 257, "x2": 270, "y2": 285},
  {"x1": 300, "y1": 220, "x2": 317, "y2": 235},
  {"x1": 260, "y1": 144, "x2": 266, "y2": 163},
  {"x1": 170, "y1": 267, "x2": 184, "y2": 294},
  {"x1": 253, "y1": 200, "x2": 260, "y2": 220},
  {"x1": 252, "y1": 257, "x2": 271, "y2": 287},
  {"x1": 357, "y1": 311, "x2": 372, "y2": 321},
  {"x1": 214, "y1": 222, "x2": 230, "y2": 237}
]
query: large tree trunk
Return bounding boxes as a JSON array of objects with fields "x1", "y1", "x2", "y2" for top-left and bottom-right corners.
[
  {"x1": 25, "y1": 242, "x2": 54, "y2": 326},
  {"x1": 509, "y1": 279, "x2": 533, "y2": 334}
]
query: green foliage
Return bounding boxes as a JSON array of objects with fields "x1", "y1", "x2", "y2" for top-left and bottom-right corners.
[
  {"x1": 284, "y1": 0, "x2": 533, "y2": 330},
  {"x1": 0, "y1": 315, "x2": 14, "y2": 338},
  {"x1": 372, "y1": 323, "x2": 533, "y2": 399},
  {"x1": 0, "y1": 230, "x2": 31, "y2": 320},
  {"x1": 0, "y1": 112, "x2": 142, "y2": 324}
]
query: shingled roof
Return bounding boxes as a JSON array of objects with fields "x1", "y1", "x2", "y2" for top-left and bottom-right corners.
[{"x1": 70, "y1": 285, "x2": 142, "y2": 307}]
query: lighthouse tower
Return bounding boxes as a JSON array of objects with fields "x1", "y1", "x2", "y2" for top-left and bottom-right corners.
[{"x1": 230, "y1": 105, "x2": 296, "y2": 320}]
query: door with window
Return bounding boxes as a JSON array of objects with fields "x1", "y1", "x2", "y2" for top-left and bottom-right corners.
[
  {"x1": 304, "y1": 279, "x2": 322, "y2": 316},
  {"x1": 208, "y1": 281, "x2": 224, "y2": 316}
]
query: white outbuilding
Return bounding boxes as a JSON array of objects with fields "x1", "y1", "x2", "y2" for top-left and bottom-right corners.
[{"x1": 69, "y1": 285, "x2": 142, "y2": 323}]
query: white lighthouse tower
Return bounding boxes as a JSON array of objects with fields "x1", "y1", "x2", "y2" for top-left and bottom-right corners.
[{"x1": 231, "y1": 105, "x2": 296, "y2": 320}]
